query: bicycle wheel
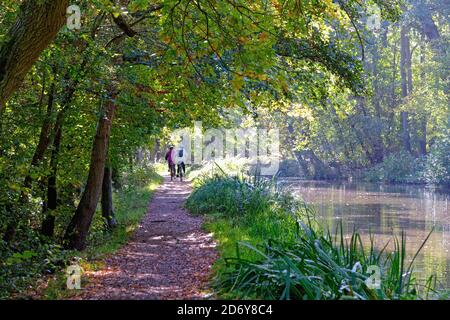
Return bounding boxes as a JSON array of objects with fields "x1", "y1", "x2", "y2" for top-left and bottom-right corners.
[{"x1": 178, "y1": 165, "x2": 183, "y2": 181}]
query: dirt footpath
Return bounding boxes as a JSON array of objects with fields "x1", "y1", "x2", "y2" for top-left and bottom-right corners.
[{"x1": 75, "y1": 176, "x2": 217, "y2": 300}]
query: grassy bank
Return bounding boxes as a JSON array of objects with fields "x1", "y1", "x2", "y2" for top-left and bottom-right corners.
[
  {"x1": 2, "y1": 166, "x2": 163, "y2": 299},
  {"x1": 186, "y1": 170, "x2": 445, "y2": 300}
]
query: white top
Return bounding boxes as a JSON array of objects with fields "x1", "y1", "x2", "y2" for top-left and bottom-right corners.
[{"x1": 174, "y1": 147, "x2": 186, "y2": 164}]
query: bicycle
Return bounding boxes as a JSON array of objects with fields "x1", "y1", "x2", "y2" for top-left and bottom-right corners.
[{"x1": 176, "y1": 162, "x2": 185, "y2": 182}]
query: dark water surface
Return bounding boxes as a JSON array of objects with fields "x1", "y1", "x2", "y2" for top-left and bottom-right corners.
[{"x1": 279, "y1": 179, "x2": 450, "y2": 288}]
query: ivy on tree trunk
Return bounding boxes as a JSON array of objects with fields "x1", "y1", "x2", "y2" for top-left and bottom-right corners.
[
  {"x1": 64, "y1": 94, "x2": 117, "y2": 250},
  {"x1": 0, "y1": 0, "x2": 69, "y2": 113}
]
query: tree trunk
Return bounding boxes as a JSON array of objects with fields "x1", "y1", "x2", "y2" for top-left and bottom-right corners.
[
  {"x1": 153, "y1": 139, "x2": 161, "y2": 163},
  {"x1": 3, "y1": 80, "x2": 55, "y2": 242},
  {"x1": 418, "y1": 118, "x2": 427, "y2": 156},
  {"x1": 64, "y1": 96, "x2": 116, "y2": 250},
  {"x1": 0, "y1": 0, "x2": 69, "y2": 113},
  {"x1": 41, "y1": 112, "x2": 63, "y2": 237},
  {"x1": 23, "y1": 82, "x2": 56, "y2": 190},
  {"x1": 387, "y1": 34, "x2": 398, "y2": 148},
  {"x1": 418, "y1": 37, "x2": 427, "y2": 157},
  {"x1": 417, "y1": 2, "x2": 440, "y2": 43},
  {"x1": 370, "y1": 36, "x2": 384, "y2": 163},
  {"x1": 400, "y1": 26, "x2": 411, "y2": 153},
  {"x1": 111, "y1": 165, "x2": 122, "y2": 190},
  {"x1": 353, "y1": 97, "x2": 383, "y2": 165},
  {"x1": 391, "y1": 37, "x2": 398, "y2": 109},
  {"x1": 101, "y1": 153, "x2": 117, "y2": 229}
]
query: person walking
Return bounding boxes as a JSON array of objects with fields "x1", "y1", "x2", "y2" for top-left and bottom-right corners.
[{"x1": 165, "y1": 146, "x2": 176, "y2": 180}]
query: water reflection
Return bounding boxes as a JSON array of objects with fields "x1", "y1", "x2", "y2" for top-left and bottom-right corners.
[{"x1": 279, "y1": 179, "x2": 450, "y2": 288}]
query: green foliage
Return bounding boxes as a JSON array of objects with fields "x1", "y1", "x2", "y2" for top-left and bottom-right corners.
[
  {"x1": 217, "y1": 228, "x2": 442, "y2": 300},
  {"x1": 188, "y1": 175, "x2": 272, "y2": 217},
  {"x1": 0, "y1": 235, "x2": 69, "y2": 299},
  {"x1": 421, "y1": 136, "x2": 450, "y2": 185},
  {"x1": 187, "y1": 174, "x2": 445, "y2": 300},
  {"x1": 362, "y1": 151, "x2": 421, "y2": 183},
  {"x1": 0, "y1": 166, "x2": 162, "y2": 299},
  {"x1": 363, "y1": 138, "x2": 450, "y2": 185},
  {"x1": 245, "y1": 1, "x2": 448, "y2": 179}
]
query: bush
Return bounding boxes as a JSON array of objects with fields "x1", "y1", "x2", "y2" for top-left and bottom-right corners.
[
  {"x1": 187, "y1": 158, "x2": 252, "y2": 182},
  {"x1": 363, "y1": 151, "x2": 421, "y2": 183},
  {"x1": 422, "y1": 137, "x2": 450, "y2": 186},
  {"x1": 363, "y1": 137, "x2": 450, "y2": 186},
  {"x1": 0, "y1": 234, "x2": 69, "y2": 299},
  {"x1": 188, "y1": 175, "x2": 271, "y2": 217}
]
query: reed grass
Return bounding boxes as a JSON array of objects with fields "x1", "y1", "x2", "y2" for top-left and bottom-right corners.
[{"x1": 186, "y1": 165, "x2": 445, "y2": 300}]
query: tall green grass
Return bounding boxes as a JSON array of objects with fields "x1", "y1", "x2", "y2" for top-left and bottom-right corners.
[{"x1": 186, "y1": 169, "x2": 444, "y2": 300}]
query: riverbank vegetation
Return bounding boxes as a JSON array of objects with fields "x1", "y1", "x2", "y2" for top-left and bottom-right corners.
[
  {"x1": 186, "y1": 169, "x2": 446, "y2": 299},
  {"x1": 362, "y1": 137, "x2": 449, "y2": 185}
]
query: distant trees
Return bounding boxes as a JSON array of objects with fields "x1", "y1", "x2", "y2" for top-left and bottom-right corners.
[{"x1": 248, "y1": 0, "x2": 448, "y2": 181}]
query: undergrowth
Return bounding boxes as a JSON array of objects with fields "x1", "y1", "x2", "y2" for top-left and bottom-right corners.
[{"x1": 1, "y1": 166, "x2": 162, "y2": 299}]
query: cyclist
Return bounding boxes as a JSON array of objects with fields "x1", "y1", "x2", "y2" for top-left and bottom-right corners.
[
  {"x1": 165, "y1": 146, "x2": 176, "y2": 180},
  {"x1": 175, "y1": 145, "x2": 186, "y2": 180}
]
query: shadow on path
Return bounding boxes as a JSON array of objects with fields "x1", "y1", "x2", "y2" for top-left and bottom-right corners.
[{"x1": 75, "y1": 176, "x2": 217, "y2": 300}]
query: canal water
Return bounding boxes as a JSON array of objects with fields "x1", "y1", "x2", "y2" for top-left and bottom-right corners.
[{"x1": 279, "y1": 179, "x2": 450, "y2": 288}]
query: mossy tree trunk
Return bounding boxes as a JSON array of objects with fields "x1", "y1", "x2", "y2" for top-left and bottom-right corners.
[
  {"x1": 0, "y1": 0, "x2": 69, "y2": 113},
  {"x1": 41, "y1": 112, "x2": 64, "y2": 238},
  {"x1": 64, "y1": 95, "x2": 116, "y2": 250},
  {"x1": 400, "y1": 26, "x2": 412, "y2": 153},
  {"x1": 102, "y1": 152, "x2": 117, "y2": 229}
]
